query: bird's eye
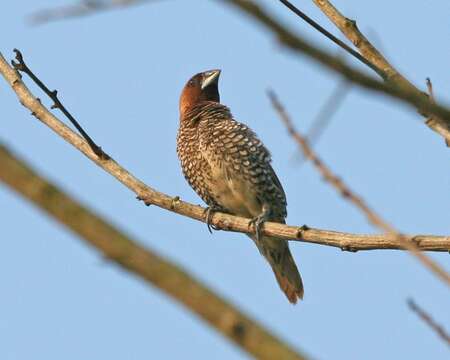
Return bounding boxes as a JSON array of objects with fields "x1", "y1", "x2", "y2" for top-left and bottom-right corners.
[{"x1": 188, "y1": 79, "x2": 195, "y2": 86}]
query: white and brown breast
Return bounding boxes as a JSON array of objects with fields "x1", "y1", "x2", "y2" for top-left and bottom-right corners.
[{"x1": 177, "y1": 101, "x2": 287, "y2": 222}]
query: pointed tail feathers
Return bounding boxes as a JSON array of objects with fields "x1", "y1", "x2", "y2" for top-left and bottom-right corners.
[{"x1": 250, "y1": 235, "x2": 304, "y2": 304}]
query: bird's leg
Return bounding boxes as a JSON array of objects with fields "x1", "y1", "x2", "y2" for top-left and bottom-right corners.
[
  {"x1": 248, "y1": 205, "x2": 271, "y2": 242},
  {"x1": 203, "y1": 205, "x2": 222, "y2": 234}
]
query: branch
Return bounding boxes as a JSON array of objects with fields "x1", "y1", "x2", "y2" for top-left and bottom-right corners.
[
  {"x1": 11, "y1": 49, "x2": 109, "y2": 159},
  {"x1": 305, "y1": 79, "x2": 350, "y2": 148},
  {"x1": 0, "y1": 144, "x2": 308, "y2": 360},
  {"x1": 1, "y1": 52, "x2": 450, "y2": 254},
  {"x1": 267, "y1": 90, "x2": 450, "y2": 286},
  {"x1": 278, "y1": 0, "x2": 385, "y2": 79},
  {"x1": 407, "y1": 299, "x2": 450, "y2": 347},
  {"x1": 309, "y1": 0, "x2": 410, "y2": 84},
  {"x1": 28, "y1": 0, "x2": 156, "y2": 25},
  {"x1": 220, "y1": 0, "x2": 450, "y2": 144}
]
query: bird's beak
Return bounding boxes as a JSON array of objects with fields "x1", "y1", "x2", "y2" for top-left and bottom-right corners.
[{"x1": 201, "y1": 69, "x2": 221, "y2": 90}]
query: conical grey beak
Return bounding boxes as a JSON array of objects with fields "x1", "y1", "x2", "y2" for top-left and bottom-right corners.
[{"x1": 201, "y1": 69, "x2": 221, "y2": 90}]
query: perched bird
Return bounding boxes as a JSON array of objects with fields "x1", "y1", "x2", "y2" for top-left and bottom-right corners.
[{"x1": 177, "y1": 69, "x2": 303, "y2": 303}]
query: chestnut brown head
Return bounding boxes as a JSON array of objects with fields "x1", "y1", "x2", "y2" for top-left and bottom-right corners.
[{"x1": 179, "y1": 69, "x2": 221, "y2": 117}]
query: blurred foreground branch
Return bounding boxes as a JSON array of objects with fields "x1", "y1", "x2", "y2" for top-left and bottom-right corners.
[
  {"x1": 0, "y1": 143, "x2": 308, "y2": 360},
  {"x1": 268, "y1": 90, "x2": 450, "y2": 286},
  {"x1": 29, "y1": 0, "x2": 156, "y2": 25},
  {"x1": 1, "y1": 52, "x2": 450, "y2": 253}
]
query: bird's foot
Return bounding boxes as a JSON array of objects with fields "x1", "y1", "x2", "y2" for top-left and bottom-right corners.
[
  {"x1": 248, "y1": 209, "x2": 271, "y2": 242},
  {"x1": 203, "y1": 205, "x2": 222, "y2": 234}
]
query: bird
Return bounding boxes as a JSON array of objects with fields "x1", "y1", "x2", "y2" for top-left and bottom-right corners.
[{"x1": 177, "y1": 69, "x2": 303, "y2": 303}]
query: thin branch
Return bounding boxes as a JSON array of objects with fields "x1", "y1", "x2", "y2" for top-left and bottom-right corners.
[
  {"x1": 278, "y1": 0, "x2": 385, "y2": 79},
  {"x1": 309, "y1": 0, "x2": 407, "y2": 83},
  {"x1": 1, "y1": 52, "x2": 450, "y2": 253},
  {"x1": 305, "y1": 79, "x2": 350, "y2": 147},
  {"x1": 267, "y1": 89, "x2": 450, "y2": 286},
  {"x1": 407, "y1": 299, "x2": 450, "y2": 347},
  {"x1": 425, "y1": 78, "x2": 449, "y2": 147},
  {"x1": 11, "y1": 49, "x2": 108, "y2": 159},
  {"x1": 0, "y1": 144, "x2": 308, "y2": 360},
  {"x1": 29, "y1": 0, "x2": 156, "y2": 25},
  {"x1": 220, "y1": 0, "x2": 450, "y2": 144}
]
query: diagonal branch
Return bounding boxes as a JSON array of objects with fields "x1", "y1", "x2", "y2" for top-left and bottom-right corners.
[
  {"x1": 309, "y1": 0, "x2": 409, "y2": 84},
  {"x1": 278, "y1": 0, "x2": 385, "y2": 78},
  {"x1": 1, "y1": 52, "x2": 450, "y2": 253},
  {"x1": 305, "y1": 79, "x2": 350, "y2": 149},
  {"x1": 11, "y1": 49, "x2": 109, "y2": 159},
  {"x1": 28, "y1": 0, "x2": 157, "y2": 25},
  {"x1": 0, "y1": 143, "x2": 308, "y2": 360},
  {"x1": 267, "y1": 89, "x2": 450, "y2": 286}
]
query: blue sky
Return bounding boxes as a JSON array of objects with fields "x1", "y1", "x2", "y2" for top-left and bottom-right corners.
[{"x1": 1, "y1": 1, "x2": 449, "y2": 359}]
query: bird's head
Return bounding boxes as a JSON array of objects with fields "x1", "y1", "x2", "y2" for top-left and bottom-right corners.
[{"x1": 179, "y1": 69, "x2": 221, "y2": 117}]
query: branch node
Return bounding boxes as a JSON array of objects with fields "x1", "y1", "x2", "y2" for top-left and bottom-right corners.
[
  {"x1": 340, "y1": 245, "x2": 358, "y2": 252},
  {"x1": 170, "y1": 195, "x2": 180, "y2": 210},
  {"x1": 297, "y1": 224, "x2": 309, "y2": 240},
  {"x1": 136, "y1": 195, "x2": 152, "y2": 206},
  {"x1": 231, "y1": 321, "x2": 247, "y2": 341}
]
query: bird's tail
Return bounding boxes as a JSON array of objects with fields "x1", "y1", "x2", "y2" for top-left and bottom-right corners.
[{"x1": 250, "y1": 235, "x2": 304, "y2": 304}]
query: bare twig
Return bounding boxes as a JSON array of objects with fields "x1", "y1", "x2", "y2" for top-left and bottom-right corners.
[
  {"x1": 0, "y1": 144, "x2": 308, "y2": 360},
  {"x1": 29, "y1": 0, "x2": 156, "y2": 25},
  {"x1": 11, "y1": 49, "x2": 109, "y2": 159},
  {"x1": 407, "y1": 299, "x2": 450, "y2": 347},
  {"x1": 424, "y1": 78, "x2": 449, "y2": 147},
  {"x1": 267, "y1": 89, "x2": 450, "y2": 286},
  {"x1": 278, "y1": 0, "x2": 385, "y2": 78},
  {"x1": 1, "y1": 52, "x2": 450, "y2": 255}
]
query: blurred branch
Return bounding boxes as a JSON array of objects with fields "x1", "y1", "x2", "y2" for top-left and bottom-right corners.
[
  {"x1": 29, "y1": 0, "x2": 156, "y2": 25},
  {"x1": 1, "y1": 51, "x2": 450, "y2": 253},
  {"x1": 305, "y1": 79, "x2": 350, "y2": 148},
  {"x1": 221, "y1": 0, "x2": 450, "y2": 144},
  {"x1": 0, "y1": 144, "x2": 308, "y2": 360},
  {"x1": 407, "y1": 299, "x2": 450, "y2": 346},
  {"x1": 267, "y1": 89, "x2": 450, "y2": 286}
]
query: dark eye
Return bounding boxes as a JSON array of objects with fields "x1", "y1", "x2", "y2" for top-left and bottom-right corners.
[{"x1": 188, "y1": 79, "x2": 195, "y2": 86}]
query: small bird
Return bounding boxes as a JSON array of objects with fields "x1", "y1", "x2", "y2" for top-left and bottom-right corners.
[{"x1": 177, "y1": 69, "x2": 303, "y2": 303}]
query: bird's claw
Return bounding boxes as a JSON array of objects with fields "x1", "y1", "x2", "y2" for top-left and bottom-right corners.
[
  {"x1": 204, "y1": 206, "x2": 221, "y2": 234},
  {"x1": 248, "y1": 212, "x2": 269, "y2": 243}
]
